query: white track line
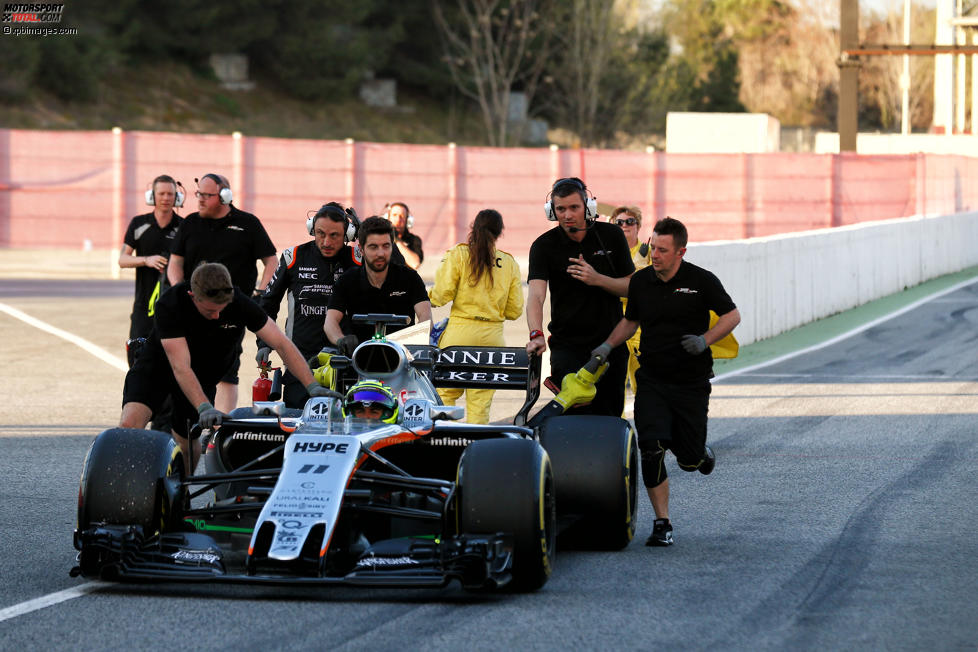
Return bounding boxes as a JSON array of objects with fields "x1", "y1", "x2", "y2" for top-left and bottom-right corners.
[
  {"x1": 1, "y1": 278, "x2": 973, "y2": 618},
  {"x1": 0, "y1": 302, "x2": 124, "y2": 620},
  {"x1": 623, "y1": 276, "x2": 978, "y2": 415},
  {"x1": 0, "y1": 582, "x2": 107, "y2": 623},
  {"x1": 0, "y1": 302, "x2": 128, "y2": 372},
  {"x1": 714, "y1": 277, "x2": 977, "y2": 382}
]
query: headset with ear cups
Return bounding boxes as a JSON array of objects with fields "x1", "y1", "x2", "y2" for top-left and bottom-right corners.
[
  {"x1": 306, "y1": 203, "x2": 360, "y2": 243},
  {"x1": 145, "y1": 177, "x2": 185, "y2": 208},
  {"x1": 196, "y1": 174, "x2": 233, "y2": 205},
  {"x1": 387, "y1": 202, "x2": 414, "y2": 230},
  {"x1": 544, "y1": 177, "x2": 597, "y2": 221}
]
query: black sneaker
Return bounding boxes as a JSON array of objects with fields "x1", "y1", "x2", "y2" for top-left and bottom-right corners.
[
  {"x1": 699, "y1": 445, "x2": 716, "y2": 475},
  {"x1": 645, "y1": 518, "x2": 674, "y2": 546}
]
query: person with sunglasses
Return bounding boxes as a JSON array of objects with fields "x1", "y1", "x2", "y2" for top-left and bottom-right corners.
[
  {"x1": 120, "y1": 263, "x2": 335, "y2": 472},
  {"x1": 167, "y1": 173, "x2": 278, "y2": 414},
  {"x1": 610, "y1": 205, "x2": 651, "y2": 394}
]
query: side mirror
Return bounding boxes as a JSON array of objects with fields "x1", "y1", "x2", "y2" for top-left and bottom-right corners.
[
  {"x1": 253, "y1": 401, "x2": 285, "y2": 417},
  {"x1": 329, "y1": 355, "x2": 352, "y2": 370},
  {"x1": 429, "y1": 405, "x2": 465, "y2": 422}
]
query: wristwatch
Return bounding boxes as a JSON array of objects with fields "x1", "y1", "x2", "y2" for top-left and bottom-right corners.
[{"x1": 529, "y1": 329, "x2": 544, "y2": 340}]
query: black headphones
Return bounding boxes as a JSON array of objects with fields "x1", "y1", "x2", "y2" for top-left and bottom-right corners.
[
  {"x1": 196, "y1": 173, "x2": 233, "y2": 205},
  {"x1": 307, "y1": 203, "x2": 360, "y2": 243},
  {"x1": 544, "y1": 177, "x2": 597, "y2": 221}
]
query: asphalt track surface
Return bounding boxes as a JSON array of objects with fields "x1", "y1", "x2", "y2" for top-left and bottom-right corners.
[{"x1": 1, "y1": 272, "x2": 976, "y2": 650}]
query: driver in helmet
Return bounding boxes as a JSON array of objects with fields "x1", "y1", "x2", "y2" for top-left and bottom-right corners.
[{"x1": 343, "y1": 380, "x2": 399, "y2": 423}]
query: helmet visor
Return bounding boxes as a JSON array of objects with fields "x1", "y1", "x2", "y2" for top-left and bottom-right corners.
[{"x1": 349, "y1": 389, "x2": 392, "y2": 406}]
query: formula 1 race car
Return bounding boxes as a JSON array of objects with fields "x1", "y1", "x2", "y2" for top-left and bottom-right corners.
[{"x1": 72, "y1": 315, "x2": 638, "y2": 592}]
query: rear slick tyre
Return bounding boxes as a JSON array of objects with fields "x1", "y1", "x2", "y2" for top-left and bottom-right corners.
[
  {"x1": 538, "y1": 415, "x2": 638, "y2": 550},
  {"x1": 457, "y1": 439, "x2": 556, "y2": 591}
]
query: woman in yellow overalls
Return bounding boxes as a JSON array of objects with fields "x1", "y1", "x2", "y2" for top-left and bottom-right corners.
[
  {"x1": 610, "y1": 205, "x2": 650, "y2": 394},
  {"x1": 429, "y1": 209, "x2": 524, "y2": 423}
]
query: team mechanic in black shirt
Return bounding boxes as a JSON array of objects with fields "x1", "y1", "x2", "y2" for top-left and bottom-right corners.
[
  {"x1": 325, "y1": 216, "x2": 431, "y2": 352},
  {"x1": 255, "y1": 202, "x2": 363, "y2": 407},
  {"x1": 592, "y1": 217, "x2": 740, "y2": 547},
  {"x1": 525, "y1": 177, "x2": 635, "y2": 417},
  {"x1": 167, "y1": 173, "x2": 277, "y2": 412},
  {"x1": 384, "y1": 201, "x2": 424, "y2": 270},
  {"x1": 121, "y1": 263, "x2": 335, "y2": 471},
  {"x1": 118, "y1": 174, "x2": 184, "y2": 362}
]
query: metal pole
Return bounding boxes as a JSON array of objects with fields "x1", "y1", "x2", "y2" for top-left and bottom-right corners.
[
  {"x1": 972, "y1": 33, "x2": 977, "y2": 132},
  {"x1": 901, "y1": 0, "x2": 911, "y2": 134},
  {"x1": 956, "y1": 0, "x2": 966, "y2": 133},
  {"x1": 838, "y1": 0, "x2": 860, "y2": 152}
]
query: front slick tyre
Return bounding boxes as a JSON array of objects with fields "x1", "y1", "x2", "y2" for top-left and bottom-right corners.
[
  {"x1": 457, "y1": 439, "x2": 555, "y2": 591},
  {"x1": 77, "y1": 428, "x2": 185, "y2": 534}
]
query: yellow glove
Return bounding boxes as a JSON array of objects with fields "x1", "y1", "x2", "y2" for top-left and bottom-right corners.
[{"x1": 311, "y1": 352, "x2": 336, "y2": 389}]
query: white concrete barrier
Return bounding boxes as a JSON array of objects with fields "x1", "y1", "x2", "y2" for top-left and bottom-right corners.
[{"x1": 686, "y1": 211, "x2": 978, "y2": 345}]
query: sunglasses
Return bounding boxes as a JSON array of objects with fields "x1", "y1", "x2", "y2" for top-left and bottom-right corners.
[
  {"x1": 615, "y1": 217, "x2": 638, "y2": 226},
  {"x1": 202, "y1": 287, "x2": 233, "y2": 298},
  {"x1": 195, "y1": 191, "x2": 218, "y2": 200}
]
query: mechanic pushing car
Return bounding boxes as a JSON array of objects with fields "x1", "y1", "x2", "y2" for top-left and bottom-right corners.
[
  {"x1": 325, "y1": 216, "x2": 431, "y2": 353},
  {"x1": 590, "y1": 217, "x2": 740, "y2": 547},
  {"x1": 120, "y1": 262, "x2": 336, "y2": 471},
  {"x1": 255, "y1": 202, "x2": 362, "y2": 408}
]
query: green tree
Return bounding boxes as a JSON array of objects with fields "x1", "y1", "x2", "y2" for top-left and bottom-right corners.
[{"x1": 660, "y1": 0, "x2": 746, "y2": 114}]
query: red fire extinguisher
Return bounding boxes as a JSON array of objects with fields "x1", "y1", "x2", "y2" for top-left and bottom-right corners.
[{"x1": 253, "y1": 363, "x2": 273, "y2": 402}]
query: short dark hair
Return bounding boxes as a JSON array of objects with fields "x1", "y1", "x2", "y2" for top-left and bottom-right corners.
[
  {"x1": 313, "y1": 202, "x2": 347, "y2": 229},
  {"x1": 190, "y1": 262, "x2": 234, "y2": 304},
  {"x1": 389, "y1": 201, "x2": 410, "y2": 216},
  {"x1": 358, "y1": 216, "x2": 395, "y2": 249},
  {"x1": 552, "y1": 177, "x2": 588, "y2": 204},
  {"x1": 652, "y1": 217, "x2": 688, "y2": 249},
  {"x1": 152, "y1": 174, "x2": 178, "y2": 190}
]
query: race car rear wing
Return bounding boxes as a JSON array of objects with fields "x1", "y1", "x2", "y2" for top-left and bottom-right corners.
[{"x1": 405, "y1": 345, "x2": 542, "y2": 427}]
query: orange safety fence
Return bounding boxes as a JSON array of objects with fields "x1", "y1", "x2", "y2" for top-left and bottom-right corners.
[{"x1": 1, "y1": 128, "x2": 976, "y2": 259}]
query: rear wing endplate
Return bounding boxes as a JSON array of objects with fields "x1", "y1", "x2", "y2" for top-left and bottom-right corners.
[{"x1": 404, "y1": 345, "x2": 541, "y2": 426}]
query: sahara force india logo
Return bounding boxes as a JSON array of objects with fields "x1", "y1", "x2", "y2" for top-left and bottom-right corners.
[{"x1": 2, "y1": 3, "x2": 64, "y2": 22}]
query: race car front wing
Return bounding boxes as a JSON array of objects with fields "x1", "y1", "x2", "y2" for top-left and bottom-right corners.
[{"x1": 72, "y1": 524, "x2": 514, "y2": 589}]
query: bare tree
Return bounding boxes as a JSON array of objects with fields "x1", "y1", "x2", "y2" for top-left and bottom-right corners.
[
  {"x1": 859, "y1": 6, "x2": 935, "y2": 130},
  {"x1": 431, "y1": 0, "x2": 554, "y2": 146},
  {"x1": 546, "y1": 0, "x2": 621, "y2": 147},
  {"x1": 734, "y1": 0, "x2": 840, "y2": 127}
]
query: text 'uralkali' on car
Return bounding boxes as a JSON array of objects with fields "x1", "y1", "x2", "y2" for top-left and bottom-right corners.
[{"x1": 73, "y1": 314, "x2": 638, "y2": 592}]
